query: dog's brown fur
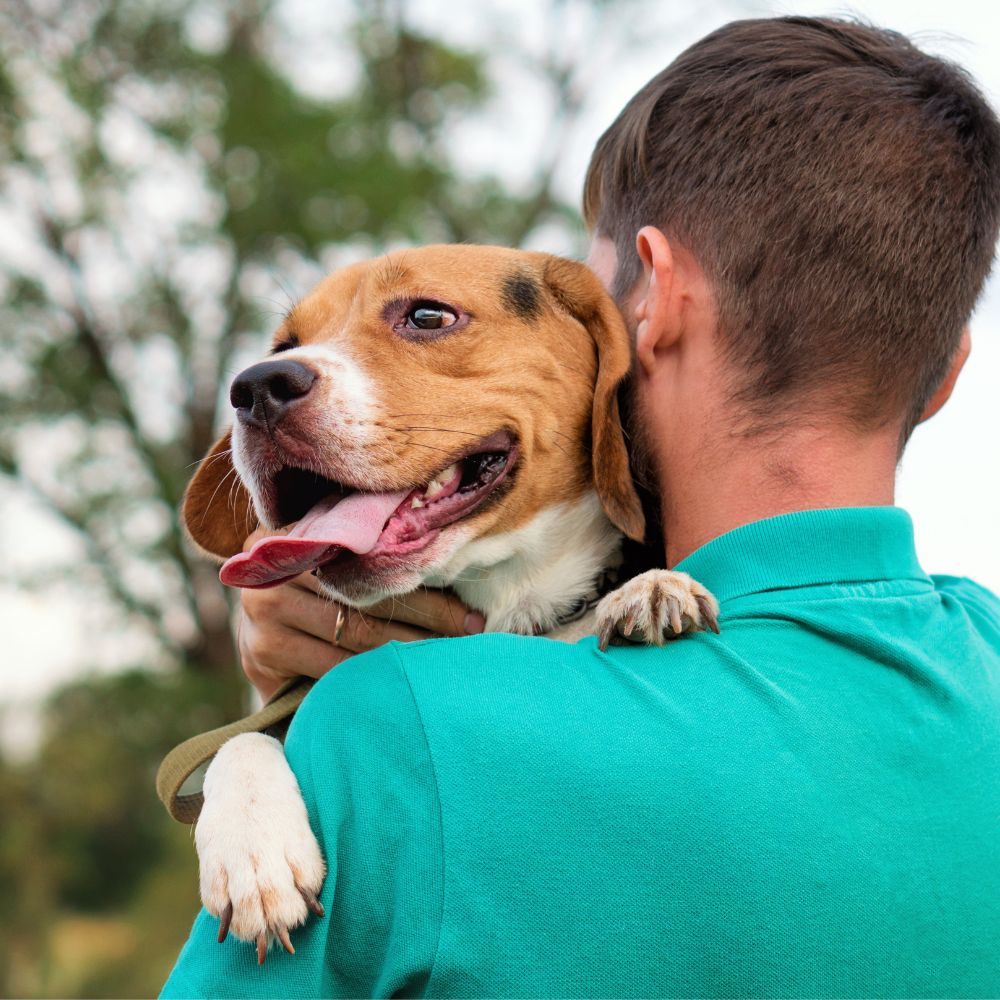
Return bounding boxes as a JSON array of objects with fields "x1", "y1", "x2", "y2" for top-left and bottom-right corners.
[{"x1": 183, "y1": 246, "x2": 644, "y2": 567}]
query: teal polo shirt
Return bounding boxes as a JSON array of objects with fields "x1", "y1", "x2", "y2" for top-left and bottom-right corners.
[{"x1": 162, "y1": 507, "x2": 1000, "y2": 998}]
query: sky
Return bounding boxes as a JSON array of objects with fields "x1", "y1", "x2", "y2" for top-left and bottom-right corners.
[{"x1": 2, "y1": 0, "x2": 999, "y2": 749}]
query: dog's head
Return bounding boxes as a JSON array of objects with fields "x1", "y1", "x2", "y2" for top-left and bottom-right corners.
[{"x1": 183, "y1": 245, "x2": 644, "y2": 605}]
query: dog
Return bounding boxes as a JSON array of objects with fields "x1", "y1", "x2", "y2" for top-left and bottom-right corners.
[{"x1": 181, "y1": 245, "x2": 719, "y2": 961}]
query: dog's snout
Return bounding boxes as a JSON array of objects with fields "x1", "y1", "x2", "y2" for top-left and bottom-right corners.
[{"x1": 230, "y1": 359, "x2": 317, "y2": 428}]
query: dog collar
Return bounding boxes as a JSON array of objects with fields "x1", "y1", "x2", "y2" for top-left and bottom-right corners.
[{"x1": 538, "y1": 567, "x2": 620, "y2": 633}]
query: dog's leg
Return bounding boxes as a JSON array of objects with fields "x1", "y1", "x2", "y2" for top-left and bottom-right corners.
[
  {"x1": 196, "y1": 732, "x2": 326, "y2": 964},
  {"x1": 595, "y1": 570, "x2": 720, "y2": 651}
]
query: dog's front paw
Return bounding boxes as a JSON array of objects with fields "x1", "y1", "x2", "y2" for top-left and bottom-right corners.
[
  {"x1": 196, "y1": 732, "x2": 326, "y2": 964},
  {"x1": 595, "y1": 570, "x2": 720, "y2": 651}
]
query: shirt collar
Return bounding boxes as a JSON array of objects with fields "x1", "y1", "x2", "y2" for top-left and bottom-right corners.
[{"x1": 673, "y1": 506, "x2": 930, "y2": 604}]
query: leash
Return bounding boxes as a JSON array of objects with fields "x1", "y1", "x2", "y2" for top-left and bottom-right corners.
[{"x1": 156, "y1": 675, "x2": 313, "y2": 824}]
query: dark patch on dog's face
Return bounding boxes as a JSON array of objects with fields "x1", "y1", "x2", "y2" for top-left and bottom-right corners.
[{"x1": 501, "y1": 272, "x2": 541, "y2": 321}]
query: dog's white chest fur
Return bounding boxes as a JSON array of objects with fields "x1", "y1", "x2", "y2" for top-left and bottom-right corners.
[{"x1": 427, "y1": 490, "x2": 623, "y2": 635}]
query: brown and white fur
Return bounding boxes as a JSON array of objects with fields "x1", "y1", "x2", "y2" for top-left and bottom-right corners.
[{"x1": 182, "y1": 245, "x2": 718, "y2": 960}]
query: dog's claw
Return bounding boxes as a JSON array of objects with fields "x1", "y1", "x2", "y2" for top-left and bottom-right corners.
[
  {"x1": 257, "y1": 933, "x2": 267, "y2": 966},
  {"x1": 277, "y1": 925, "x2": 295, "y2": 955},
  {"x1": 597, "y1": 618, "x2": 615, "y2": 651},
  {"x1": 669, "y1": 602, "x2": 683, "y2": 636},
  {"x1": 696, "y1": 594, "x2": 720, "y2": 634},
  {"x1": 217, "y1": 901, "x2": 232, "y2": 944},
  {"x1": 300, "y1": 887, "x2": 325, "y2": 918}
]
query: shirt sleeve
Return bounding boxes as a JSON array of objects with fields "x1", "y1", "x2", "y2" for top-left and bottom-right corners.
[{"x1": 160, "y1": 643, "x2": 443, "y2": 999}]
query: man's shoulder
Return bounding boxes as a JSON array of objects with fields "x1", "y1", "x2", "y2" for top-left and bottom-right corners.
[
  {"x1": 931, "y1": 574, "x2": 1000, "y2": 632},
  {"x1": 932, "y1": 573, "x2": 1000, "y2": 604},
  {"x1": 301, "y1": 632, "x2": 609, "y2": 720},
  {"x1": 297, "y1": 630, "x2": 722, "y2": 749},
  {"x1": 295, "y1": 634, "x2": 574, "y2": 729},
  {"x1": 395, "y1": 630, "x2": 602, "y2": 675},
  {"x1": 387, "y1": 630, "x2": 726, "y2": 699}
]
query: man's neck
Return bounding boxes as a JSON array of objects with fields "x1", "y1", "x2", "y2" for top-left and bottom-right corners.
[{"x1": 658, "y1": 421, "x2": 900, "y2": 567}]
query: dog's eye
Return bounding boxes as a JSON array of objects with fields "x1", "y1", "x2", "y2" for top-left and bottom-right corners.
[
  {"x1": 405, "y1": 302, "x2": 458, "y2": 331},
  {"x1": 270, "y1": 333, "x2": 299, "y2": 355},
  {"x1": 386, "y1": 298, "x2": 467, "y2": 340}
]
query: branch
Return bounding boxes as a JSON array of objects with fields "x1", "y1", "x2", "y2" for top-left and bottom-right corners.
[
  {"x1": 192, "y1": 257, "x2": 246, "y2": 461},
  {"x1": 431, "y1": 1, "x2": 592, "y2": 248},
  {"x1": 504, "y1": 3, "x2": 605, "y2": 246},
  {"x1": 38, "y1": 214, "x2": 201, "y2": 626}
]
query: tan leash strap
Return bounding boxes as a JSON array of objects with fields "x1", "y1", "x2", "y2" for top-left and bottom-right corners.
[{"x1": 156, "y1": 676, "x2": 314, "y2": 824}]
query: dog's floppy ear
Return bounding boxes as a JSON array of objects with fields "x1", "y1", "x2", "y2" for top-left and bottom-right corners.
[
  {"x1": 542, "y1": 257, "x2": 645, "y2": 543},
  {"x1": 181, "y1": 430, "x2": 257, "y2": 561}
]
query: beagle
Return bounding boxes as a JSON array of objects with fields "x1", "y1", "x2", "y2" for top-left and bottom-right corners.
[{"x1": 183, "y1": 245, "x2": 718, "y2": 959}]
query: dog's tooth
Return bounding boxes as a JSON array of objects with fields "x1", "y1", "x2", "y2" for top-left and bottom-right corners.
[
  {"x1": 411, "y1": 496, "x2": 425, "y2": 509},
  {"x1": 424, "y1": 463, "x2": 459, "y2": 499}
]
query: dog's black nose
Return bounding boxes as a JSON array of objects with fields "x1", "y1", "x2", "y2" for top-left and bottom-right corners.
[{"x1": 230, "y1": 359, "x2": 317, "y2": 428}]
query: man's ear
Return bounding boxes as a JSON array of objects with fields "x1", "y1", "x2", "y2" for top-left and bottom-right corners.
[
  {"x1": 632, "y1": 226, "x2": 680, "y2": 377},
  {"x1": 918, "y1": 327, "x2": 971, "y2": 425},
  {"x1": 542, "y1": 256, "x2": 646, "y2": 543},
  {"x1": 181, "y1": 430, "x2": 257, "y2": 561}
]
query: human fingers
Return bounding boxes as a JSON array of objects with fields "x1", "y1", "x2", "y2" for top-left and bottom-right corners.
[
  {"x1": 238, "y1": 617, "x2": 352, "y2": 701},
  {"x1": 362, "y1": 588, "x2": 485, "y2": 638},
  {"x1": 238, "y1": 586, "x2": 350, "y2": 700},
  {"x1": 240, "y1": 577, "x2": 340, "y2": 640},
  {"x1": 242, "y1": 582, "x2": 433, "y2": 650},
  {"x1": 330, "y1": 604, "x2": 440, "y2": 654}
]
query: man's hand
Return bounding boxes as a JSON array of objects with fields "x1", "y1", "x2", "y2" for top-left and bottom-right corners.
[{"x1": 236, "y1": 527, "x2": 485, "y2": 700}]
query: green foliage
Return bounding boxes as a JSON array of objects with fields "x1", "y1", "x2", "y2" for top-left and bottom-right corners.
[
  {"x1": 35, "y1": 669, "x2": 231, "y2": 908},
  {"x1": 1, "y1": 669, "x2": 231, "y2": 997}
]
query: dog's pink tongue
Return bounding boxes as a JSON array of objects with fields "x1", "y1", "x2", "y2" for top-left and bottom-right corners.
[{"x1": 219, "y1": 489, "x2": 409, "y2": 589}]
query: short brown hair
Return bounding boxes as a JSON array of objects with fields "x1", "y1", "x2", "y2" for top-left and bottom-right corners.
[{"x1": 584, "y1": 17, "x2": 1000, "y2": 437}]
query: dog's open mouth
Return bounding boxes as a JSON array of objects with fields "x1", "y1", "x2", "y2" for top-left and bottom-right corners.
[{"x1": 219, "y1": 431, "x2": 517, "y2": 589}]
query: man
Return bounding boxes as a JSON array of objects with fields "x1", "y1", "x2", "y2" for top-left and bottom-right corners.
[{"x1": 164, "y1": 17, "x2": 1000, "y2": 998}]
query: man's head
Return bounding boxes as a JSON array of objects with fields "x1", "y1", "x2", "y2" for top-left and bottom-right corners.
[{"x1": 584, "y1": 17, "x2": 1000, "y2": 443}]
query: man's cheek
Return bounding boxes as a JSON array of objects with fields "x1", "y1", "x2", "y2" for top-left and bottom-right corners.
[{"x1": 622, "y1": 379, "x2": 656, "y2": 490}]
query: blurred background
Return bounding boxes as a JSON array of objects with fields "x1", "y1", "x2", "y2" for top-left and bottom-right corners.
[{"x1": 0, "y1": 0, "x2": 997, "y2": 996}]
